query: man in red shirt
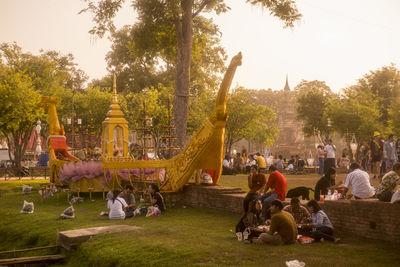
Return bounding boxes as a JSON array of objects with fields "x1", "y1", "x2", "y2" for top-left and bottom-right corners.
[{"x1": 262, "y1": 165, "x2": 287, "y2": 221}]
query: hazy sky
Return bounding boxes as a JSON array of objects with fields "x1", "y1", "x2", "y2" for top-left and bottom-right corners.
[{"x1": 1, "y1": 0, "x2": 399, "y2": 93}]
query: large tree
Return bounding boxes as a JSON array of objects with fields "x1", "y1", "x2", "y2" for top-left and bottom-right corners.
[
  {"x1": 0, "y1": 42, "x2": 88, "y2": 168},
  {"x1": 295, "y1": 80, "x2": 334, "y2": 143},
  {"x1": 81, "y1": 0, "x2": 301, "y2": 147},
  {"x1": 123, "y1": 84, "x2": 172, "y2": 158},
  {"x1": 0, "y1": 67, "x2": 41, "y2": 171},
  {"x1": 225, "y1": 87, "x2": 278, "y2": 154}
]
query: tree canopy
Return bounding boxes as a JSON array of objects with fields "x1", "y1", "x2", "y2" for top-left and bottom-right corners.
[
  {"x1": 225, "y1": 87, "x2": 278, "y2": 153},
  {"x1": 81, "y1": 0, "x2": 302, "y2": 147}
]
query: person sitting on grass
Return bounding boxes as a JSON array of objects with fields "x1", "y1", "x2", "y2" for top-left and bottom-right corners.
[
  {"x1": 236, "y1": 199, "x2": 266, "y2": 241},
  {"x1": 243, "y1": 166, "x2": 266, "y2": 212},
  {"x1": 283, "y1": 197, "x2": 312, "y2": 234},
  {"x1": 262, "y1": 165, "x2": 287, "y2": 221},
  {"x1": 108, "y1": 189, "x2": 128, "y2": 220},
  {"x1": 375, "y1": 162, "x2": 400, "y2": 202},
  {"x1": 300, "y1": 200, "x2": 340, "y2": 243},
  {"x1": 253, "y1": 200, "x2": 297, "y2": 245},
  {"x1": 314, "y1": 167, "x2": 343, "y2": 201},
  {"x1": 146, "y1": 184, "x2": 166, "y2": 212},
  {"x1": 120, "y1": 184, "x2": 136, "y2": 218}
]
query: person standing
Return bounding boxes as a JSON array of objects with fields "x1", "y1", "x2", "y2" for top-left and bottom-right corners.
[
  {"x1": 262, "y1": 165, "x2": 287, "y2": 221},
  {"x1": 276, "y1": 155, "x2": 284, "y2": 171},
  {"x1": 324, "y1": 140, "x2": 336, "y2": 174},
  {"x1": 343, "y1": 163, "x2": 375, "y2": 199},
  {"x1": 317, "y1": 145, "x2": 326, "y2": 175},
  {"x1": 256, "y1": 153, "x2": 267, "y2": 173},
  {"x1": 383, "y1": 134, "x2": 397, "y2": 172},
  {"x1": 370, "y1": 132, "x2": 384, "y2": 180}
]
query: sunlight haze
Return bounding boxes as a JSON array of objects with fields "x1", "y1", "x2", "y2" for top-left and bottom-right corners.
[{"x1": 0, "y1": 0, "x2": 399, "y2": 93}]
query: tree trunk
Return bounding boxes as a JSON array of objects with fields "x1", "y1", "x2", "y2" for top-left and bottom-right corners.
[{"x1": 173, "y1": 0, "x2": 193, "y2": 149}]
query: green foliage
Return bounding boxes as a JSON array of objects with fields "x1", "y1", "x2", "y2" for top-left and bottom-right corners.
[
  {"x1": 0, "y1": 67, "x2": 41, "y2": 166},
  {"x1": 346, "y1": 64, "x2": 400, "y2": 127},
  {"x1": 81, "y1": 0, "x2": 302, "y2": 145},
  {"x1": 0, "y1": 42, "x2": 88, "y2": 166},
  {"x1": 295, "y1": 80, "x2": 333, "y2": 141},
  {"x1": 187, "y1": 90, "x2": 216, "y2": 135},
  {"x1": 124, "y1": 84, "x2": 172, "y2": 156},
  {"x1": 225, "y1": 87, "x2": 278, "y2": 153},
  {"x1": 67, "y1": 87, "x2": 113, "y2": 141},
  {"x1": 327, "y1": 91, "x2": 384, "y2": 144}
]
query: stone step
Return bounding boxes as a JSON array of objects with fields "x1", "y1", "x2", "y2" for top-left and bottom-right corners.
[{"x1": 58, "y1": 225, "x2": 142, "y2": 250}]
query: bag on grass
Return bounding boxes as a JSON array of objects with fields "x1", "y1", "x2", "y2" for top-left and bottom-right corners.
[
  {"x1": 39, "y1": 188, "x2": 53, "y2": 199},
  {"x1": 60, "y1": 206, "x2": 75, "y2": 219},
  {"x1": 22, "y1": 184, "x2": 33, "y2": 194},
  {"x1": 297, "y1": 235, "x2": 315, "y2": 244},
  {"x1": 21, "y1": 200, "x2": 34, "y2": 214},
  {"x1": 69, "y1": 197, "x2": 84, "y2": 205},
  {"x1": 200, "y1": 173, "x2": 213, "y2": 185},
  {"x1": 146, "y1": 206, "x2": 161, "y2": 217}
]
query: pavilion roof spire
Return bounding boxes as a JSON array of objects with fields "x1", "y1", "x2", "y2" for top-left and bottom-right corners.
[
  {"x1": 112, "y1": 73, "x2": 118, "y2": 104},
  {"x1": 284, "y1": 74, "x2": 290, "y2": 92}
]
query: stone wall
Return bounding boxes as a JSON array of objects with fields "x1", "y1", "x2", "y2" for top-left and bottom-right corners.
[{"x1": 164, "y1": 184, "x2": 400, "y2": 243}]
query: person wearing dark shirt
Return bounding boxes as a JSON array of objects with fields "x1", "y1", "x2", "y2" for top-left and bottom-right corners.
[
  {"x1": 243, "y1": 166, "x2": 266, "y2": 212},
  {"x1": 236, "y1": 199, "x2": 266, "y2": 240},
  {"x1": 120, "y1": 184, "x2": 136, "y2": 218},
  {"x1": 147, "y1": 184, "x2": 166, "y2": 212},
  {"x1": 314, "y1": 167, "x2": 342, "y2": 201},
  {"x1": 254, "y1": 200, "x2": 297, "y2": 245},
  {"x1": 262, "y1": 165, "x2": 287, "y2": 220}
]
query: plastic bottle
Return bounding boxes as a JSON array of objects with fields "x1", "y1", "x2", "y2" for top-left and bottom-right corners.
[
  {"x1": 333, "y1": 190, "x2": 338, "y2": 201},
  {"x1": 327, "y1": 190, "x2": 332, "y2": 200}
]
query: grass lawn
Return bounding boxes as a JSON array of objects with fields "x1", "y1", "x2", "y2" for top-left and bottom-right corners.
[{"x1": 0, "y1": 179, "x2": 399, "y2": 266}]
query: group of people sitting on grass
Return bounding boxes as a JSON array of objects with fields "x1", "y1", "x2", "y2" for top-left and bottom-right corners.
[
  {"x1": 236, "y1": 198, "x2": 339, "y2": 245},
  {"x1": 107, "y1": 184, "x2": 166, "y2": 220},
  {"x1": 238, "y1": 164, "x2": 340, "y2": 244}
]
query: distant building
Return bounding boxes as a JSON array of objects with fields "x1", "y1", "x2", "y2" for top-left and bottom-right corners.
[
  {"x1": 231, "y1": 76, "x2": 316, "y2": 159},
  {"x1": 270, "y1": 75, "x2": 315, "y2": 158}
]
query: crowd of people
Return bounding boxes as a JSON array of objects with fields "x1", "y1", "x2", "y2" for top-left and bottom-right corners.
[
  {"x1": 234, "y1": 134, "x2": 400, "y2": 245},
  {"x1": 222, "y1": 152, "x2": 309, "y2": 176},
  {"x1": 237, "y1": 165, "x2": 341, "y2": 245},
  {"x1": 106, "y1": 184, "x2": 166, "y2": 220}
]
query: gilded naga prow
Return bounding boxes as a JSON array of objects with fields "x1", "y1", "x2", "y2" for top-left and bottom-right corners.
[{"x1": 40, "y1": 52, "x2": 242, "y2": 193}]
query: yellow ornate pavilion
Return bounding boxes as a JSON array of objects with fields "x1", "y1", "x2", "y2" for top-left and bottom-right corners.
[{"x1": 101, "y1": 74, "x2": 129, "y2": 158}]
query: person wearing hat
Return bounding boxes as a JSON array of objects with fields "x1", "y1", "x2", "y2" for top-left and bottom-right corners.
[{"x1": 370, "y1": 131, "x2": 384, "y2": 180}]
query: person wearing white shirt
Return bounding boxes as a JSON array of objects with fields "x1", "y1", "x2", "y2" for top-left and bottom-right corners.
[
  {"x1": 324, "y1": 139, "x2": 336, "y2": 173},
  {"x1": 222, "y1": 155, "x2": 235, "y2": 175},
  {"x1": 343, "y1": 163, "x2": 375, "y2": 199},
  {"x1": 108, "y1": 189, "x2": 128, "y2": 220}
]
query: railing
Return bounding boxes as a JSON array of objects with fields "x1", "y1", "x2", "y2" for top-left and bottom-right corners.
[{"x1": 0, "y1": 166, "x2": 50, "y2": 180}]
